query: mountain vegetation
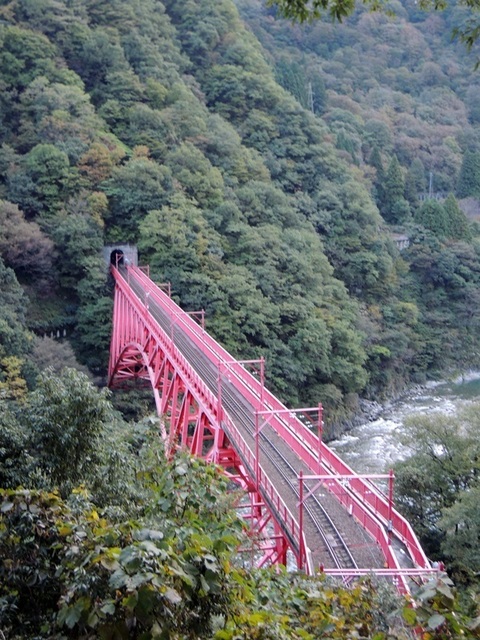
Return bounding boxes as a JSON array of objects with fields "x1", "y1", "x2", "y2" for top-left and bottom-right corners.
[
  {"x1": 1, "y1": 0, "x2": 480, "y2": 631},
  {"x1": 1, "y1": 368, "x2": 479, "y2": 638},
  {"x1": 393, "y1": 401, "x2": 480, "y2": 585},
  {"x1": 267, "y1": 0, "x2": 480, "y2": 50},
  {"x1": 1, "y1": 0, "x2": 480, "y2": 433}
]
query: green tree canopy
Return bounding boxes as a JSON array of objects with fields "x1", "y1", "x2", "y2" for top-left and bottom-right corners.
[
  {"x1": 394, "y1": 406, "x2": 480, "y2": 560},
  {"x1": 457, "y1": 150, "x2": 480, "y2": 199},
  {"x1": 102, "y1": 156, "x2": 173, "y2": 240},
  {"x1": 443, "y1": 193, "x2": 472, "y2": 240},
  {"x1": 414, "y1": 199, "x2": 449, "y2": 237},
  {"x1": 0, "y1": 256, "x2": 30, "y2": 359},
  {"x1": 24, "y1": 368, "x2": 112, "y2": 493},
  {"x1": 7, "y1": 144, "x2": 79, "y2": 219},
  {"x1": 265, "y1": 0, "x2": 480, "y2": 52},
  {"x1": 382, "y1": 155, "x2": 410, "y2": 223}
]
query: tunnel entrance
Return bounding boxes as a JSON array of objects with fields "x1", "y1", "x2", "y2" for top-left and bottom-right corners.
[
  {"x1": 103, "y1": 244, "x2": 138, "y2": 269},
  {"x1": 110, "y1": 249, "x2": 124, "y2": 267}
]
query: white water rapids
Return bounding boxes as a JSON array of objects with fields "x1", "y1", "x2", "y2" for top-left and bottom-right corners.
[{"x1": 329, "y1": 373, "x2": 480, "y2": 475}]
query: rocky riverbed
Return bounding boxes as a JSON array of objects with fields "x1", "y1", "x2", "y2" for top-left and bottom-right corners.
[{"x1": 329, "y1": 373, "x2": 480, "y2": 475}]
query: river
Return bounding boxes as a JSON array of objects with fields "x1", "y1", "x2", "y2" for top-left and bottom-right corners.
[{"x1": 329, "y1": 373, "x2": 480, "y2": 475}]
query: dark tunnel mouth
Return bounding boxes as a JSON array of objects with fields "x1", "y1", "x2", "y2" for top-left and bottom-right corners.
[{"x1": 110, "y1": 249, "x2": 124, "y2": 266}]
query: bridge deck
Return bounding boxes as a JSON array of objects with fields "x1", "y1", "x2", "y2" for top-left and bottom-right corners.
[
  {"x1": 109, "y1": 265, "x2": 432, "y2": 592},
  {"x1": 124, "y1": 269, "x2": 385, "y2": 571}
]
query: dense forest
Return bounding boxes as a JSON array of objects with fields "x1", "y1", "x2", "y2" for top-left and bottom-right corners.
[
  {"x1": 1, "y1": 368, "x2": 479, "y2": 639},
  {"x1": 1, "y1": 0, "x2": 479, "y2": 430},
  {"x1": 2, "y1": 0, "x2": 480, "y2": 636}
]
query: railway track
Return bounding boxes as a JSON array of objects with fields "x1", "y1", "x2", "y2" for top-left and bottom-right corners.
[
  {"x1": 265, "y1": 433, "x2": 358, "y2": 569},
  {"x1": 124, "y1": 273, "x2": 384, "y2": 571}
]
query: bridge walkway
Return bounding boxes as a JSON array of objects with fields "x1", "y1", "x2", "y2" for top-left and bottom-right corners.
[{"x1": 109, "y1": 265, "x2": 432, "y2": 592}]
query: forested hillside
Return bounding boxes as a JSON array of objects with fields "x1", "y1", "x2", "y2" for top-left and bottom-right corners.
[
  {"x1": 1, "y1": 0, "x2": 480, "y2": 429},
  {"x1": 2, "y1": 1, "x2": 480, "y2": 635}
]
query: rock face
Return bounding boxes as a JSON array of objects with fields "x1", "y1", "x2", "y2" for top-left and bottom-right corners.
[
  {"x1": 326, "y1": 399, "x2": 385, "y2": 442},
  {"x1": 329, "y1": 384, "x2": 430, "y2": 442},
  {"x1": 357, "y1": 399, "x2": 385, "y2": 423}
]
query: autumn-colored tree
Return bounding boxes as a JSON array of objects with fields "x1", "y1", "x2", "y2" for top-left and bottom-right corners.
[
  {"x1": 0, "y1": 200, "x2": 55, "y2": 277},
  {"x1": 0, "y1": 355, "x2": 27, "y2": 400},
  {"x1": 78, "y1": 141, "x2": 125, "y2": 186}
]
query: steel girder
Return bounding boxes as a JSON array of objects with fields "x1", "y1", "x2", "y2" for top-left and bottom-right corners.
[
  {"x1": 109, "y1": 283, "x2": 221, "y2": 458},
  {"x1": 108, "y1": 272, "x2": 297, "y2": 569},
  {"x1": 108, "y1": 265, "x2": 433, "y2": 591}
]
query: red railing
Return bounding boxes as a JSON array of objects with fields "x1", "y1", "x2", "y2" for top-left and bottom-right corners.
[
  {"x1": 110, "y1": 272, "x2": 219, "y2": 426},
  {"x1": 111, "y1": 266, "x2": 309, "y2": 567},
  {"x1": 119, "y1": 266, "x2": 430, "y2": 578}
]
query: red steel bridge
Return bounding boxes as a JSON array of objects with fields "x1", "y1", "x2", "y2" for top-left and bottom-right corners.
[{"x1": 108, "y1": 264, "x2": 435, "y2": 594}]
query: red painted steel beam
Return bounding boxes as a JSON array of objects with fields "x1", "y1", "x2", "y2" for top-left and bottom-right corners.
[
  {"x1": 108, "y1": 264, "x2": 431, "y2": 590},
  {"x1": 127, "y1": 265, "x2": 430, "y2": 569},
  {"x1": 108, "y1": 267, "x2": 301, "y2": 570},
  {"x1": 126, "y1": 264, "x2": 430, "y2": 567}
]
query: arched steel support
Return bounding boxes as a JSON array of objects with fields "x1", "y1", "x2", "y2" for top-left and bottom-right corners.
[{"x1": 108, "y1": 270, "x2": 300, "y2": 570}]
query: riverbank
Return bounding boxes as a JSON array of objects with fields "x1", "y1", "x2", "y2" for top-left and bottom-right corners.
[
  {"x1": 329, "y1": 372, "x2": 480, "y2": 475},
  {"x1": 327, "y1": 387, "x2": 424, "y2": 443}
]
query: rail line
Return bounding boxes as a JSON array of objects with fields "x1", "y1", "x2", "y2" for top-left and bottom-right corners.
[
  {"x1": 218, "y1": 375, "x2": 358, "y2": 570},
  {"x1": 267, "y1": 436, "x2": 358, "y2": 570},
  {"x1": 124, "y1": 269, "x2": 379, "y2": 571},
  {"x1": 109, "y1": 264, "x2": 434, "y2": 593}
]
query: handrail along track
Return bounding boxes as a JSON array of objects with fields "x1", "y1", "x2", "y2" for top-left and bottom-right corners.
[{"x1": 108, "y1": 264, "x2": 433, "y2": 593}]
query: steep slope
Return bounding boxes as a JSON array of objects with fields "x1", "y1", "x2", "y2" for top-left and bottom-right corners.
[
  {"x1": 0, "y1": 0, "x2": 479, "y2": 430},
  {"x1": 234, "y1": 0, "x2": 480, "y2": 384},
  {"x1": 237, "y1": 0, "x2": 479, "y2": 194}
]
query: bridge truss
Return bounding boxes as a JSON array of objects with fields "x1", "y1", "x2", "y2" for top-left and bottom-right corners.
[{"x1": 108, "y1": 265, "x2": 434, "y2": 593}]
